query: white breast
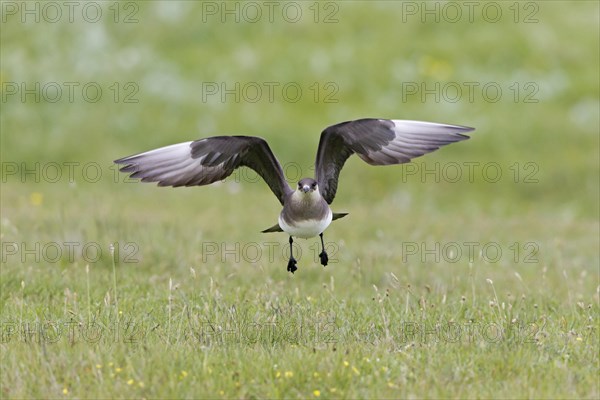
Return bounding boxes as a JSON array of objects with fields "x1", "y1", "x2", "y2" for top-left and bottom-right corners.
[{"x1": 279, "y1": 209, "x2": 332, "y2": 239}]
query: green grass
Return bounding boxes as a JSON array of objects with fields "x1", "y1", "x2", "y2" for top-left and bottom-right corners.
[{"x1": 1, "y1": 1, "x2": 599, "y2": 398}]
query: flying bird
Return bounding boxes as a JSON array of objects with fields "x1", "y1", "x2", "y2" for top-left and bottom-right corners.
[{"x1": 115, "y1": 118, "x2": 474, "y2": 273}]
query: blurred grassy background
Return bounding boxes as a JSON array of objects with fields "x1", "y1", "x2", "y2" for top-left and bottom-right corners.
[
  {"x1": 1, "y1": 1, "x2": 599, "y2": 398},
  {"x1": 1, "y1": 1, "x2": 598, "y2": 216},
  {"x1": 2, "y1": 1, "x2": 599, "y2": 209}
]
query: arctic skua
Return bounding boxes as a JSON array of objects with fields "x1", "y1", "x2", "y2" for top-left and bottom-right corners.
[{"x1": 115, "y1": 118, "x2": 474, "y2": 273}]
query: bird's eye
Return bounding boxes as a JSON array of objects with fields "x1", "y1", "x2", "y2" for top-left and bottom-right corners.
[{"x1": 312, "y1": 183, "x2": 317, "y2": 188}]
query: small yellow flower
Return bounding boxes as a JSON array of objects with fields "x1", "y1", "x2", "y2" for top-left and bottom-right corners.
[
  {"x1": 352, "y1": 366, "x2": 360, "y2": 376},
  {"x1": 62, "y1": 387, "x2": 68, "y2": 395},
  {"x1": 313, "y1": 389, "x2": 321, "y2": 397},
  {"x1": 108, "y1": 362, "x2": 114, "y2": 367},
  {"x1": 576, "y1": 337, "x2": 583, "y2": 342},
  {"x1": 219, "y1": 390, "x2": 225, "y2": 396},
  {"x1": 313, "y1": 372, "x2": 320, "y2": 378},
  {"x1": 284, "y1": 371, "x2": 294, "y2": 378},
  {"x1": 115, "y1": 367, "x2": 122, "y2": 373},
  {"x1": 343, "y1": 361, "x2": 349, "y2": 367},
  {"x1": 181, "y1": 370, "x2": 188, "y2": 378},
  {"x1": 275, "y1": 371, "x2": 281, "y2": 378},
  {"x1": 95, "y1": 364, "x2": 102, "y2": 369},
  {"x1": 419, "y1": 56, "x2": 453, "y2": 80},
  {"x1": 127, "y1": 379, "x2": 134, "y2": 385},
  {"x1": 30, "y1": 192, "x2": 43, "y2": 206},
  {"x1": 139, "y1": 382, "x2": 145, "y2": 388},
  {"x1": 329, "y1": 388, "x2": 337, "y2": 393}
]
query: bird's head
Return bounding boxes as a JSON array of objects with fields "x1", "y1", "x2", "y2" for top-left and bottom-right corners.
[{"x1": 297, "y1": 178, "x2": 318, "y2": 194}]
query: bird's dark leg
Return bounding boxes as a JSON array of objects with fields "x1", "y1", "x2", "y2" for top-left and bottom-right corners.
[
  {"x1": 287, "y1": 236, "x2": 297, "y2": 273},
  {"x1": 319, "y1": 232, "x2": 328, "y2": 267}
]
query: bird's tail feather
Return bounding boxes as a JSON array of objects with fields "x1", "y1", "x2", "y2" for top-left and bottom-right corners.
[
  {"x1": 261, "y1": 224, "x2": 283, "y2": 233},
  {"x1": 332, "y1": 212, "x2": 348, "y2": 221}
]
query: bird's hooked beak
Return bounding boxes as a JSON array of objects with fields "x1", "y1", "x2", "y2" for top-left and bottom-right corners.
[{"x1": 301, "y1": 185, "x2": 311, "y2": 193}]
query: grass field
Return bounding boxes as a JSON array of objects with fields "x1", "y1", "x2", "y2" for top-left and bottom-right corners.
[{"x1": 1, "y1": 1, "x2": 599, "y2": 398}]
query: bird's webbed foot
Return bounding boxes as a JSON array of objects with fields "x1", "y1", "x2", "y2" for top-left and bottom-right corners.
[
  {"x1": 287, "y1": 257, "x2": 298, "y2": 273},
  {"x1": 318, "y1": 232, "x2": 329, "y2": 267},
  {"x1": 319, "y1": 251, "x2": 328, "y2": 267}
]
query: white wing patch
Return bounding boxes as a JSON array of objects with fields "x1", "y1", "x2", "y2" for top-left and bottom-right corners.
[
  {"x1": 116, "y1": 141, "x2": 228, "y2": 187},
  {"x1": 357, "y1": 120, "x2": 471, "y2": 165}
]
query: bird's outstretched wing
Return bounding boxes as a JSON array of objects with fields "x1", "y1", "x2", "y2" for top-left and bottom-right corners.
[
  {"x1": 115, "y1": 136, "x2": 292, "y2": 205},
  {"x1": 315, "y1": 119, "x2": 474, "y2": 204}
]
